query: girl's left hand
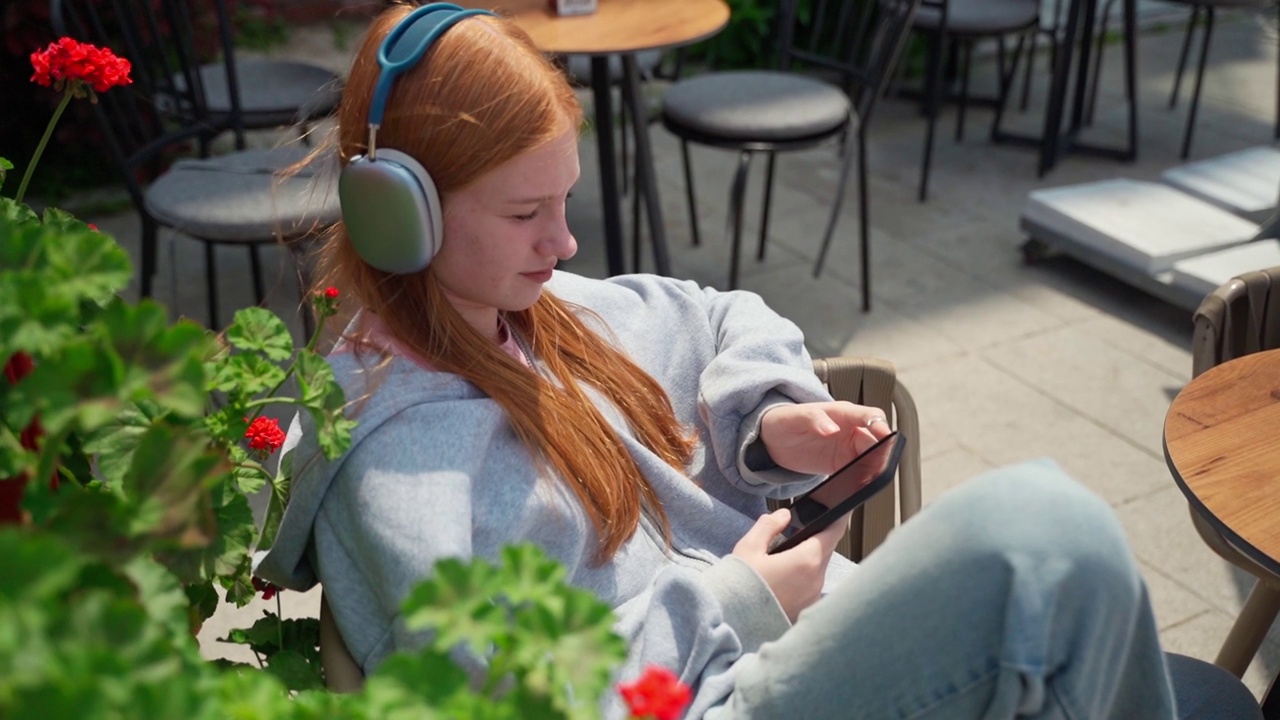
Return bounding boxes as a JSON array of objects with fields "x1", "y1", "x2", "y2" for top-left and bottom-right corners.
[{"x1": 758, "y1": 401, "x2": 892, "y2": 476}]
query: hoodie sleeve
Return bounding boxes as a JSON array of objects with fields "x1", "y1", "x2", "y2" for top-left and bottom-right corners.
[{"x1": 587, "y1": 274, "x2": 834, "y2": 498}]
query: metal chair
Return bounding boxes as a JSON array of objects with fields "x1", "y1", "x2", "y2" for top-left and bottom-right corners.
[
  {"x1": 660, "y1": 0, "x2": 921, "y2": 311},
  {"x1": 177, "y1": 0, "x2": 341, "y2": 151},
  {"x1": 52, "y1": 0, "x2": 341, "y2": 330},
  {"x1": 911, "y1": 0, "x2": 1041, "y2": 201},
  {"x1": 1186, "y1": 265, "x2": 1280, "y2": 678}
]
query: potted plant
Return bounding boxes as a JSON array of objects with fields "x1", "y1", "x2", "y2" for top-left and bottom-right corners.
[{"x1": 0, "y1": 37, "x2": 690, "y2": 720}]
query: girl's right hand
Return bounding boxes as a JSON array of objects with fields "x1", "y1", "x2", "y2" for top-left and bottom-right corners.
[{"x1": 731, "y1": 508, "x2": 849, "y2": 623}]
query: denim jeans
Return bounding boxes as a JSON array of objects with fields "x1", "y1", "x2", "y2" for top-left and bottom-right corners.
[{"x1": 720, "y1": 460, "x2": 1177, "y2": 719}]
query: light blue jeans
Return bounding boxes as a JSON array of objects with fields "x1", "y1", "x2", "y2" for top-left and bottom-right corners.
[{"x1": 724, "y1": 460, "x2": 1177, "y2": 719}]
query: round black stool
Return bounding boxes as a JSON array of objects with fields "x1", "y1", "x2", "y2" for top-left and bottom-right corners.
[{"x1": 1169, "y1": 652, "x2": 1262, "y2": 719}]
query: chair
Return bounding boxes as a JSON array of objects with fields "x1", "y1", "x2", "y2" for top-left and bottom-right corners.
[
  {"x1": 1185, "y1": 266, "x2": 1280, "y2": 678},
  {"x1": 1165, "y1": 0, "x2": 1278, "y2": 160},
  {"x1": 174, "y1": 0, "x2": 341, "y2": 151},
  {"x1": 52, "y1": 0, "x2": 341, "y2": 330},
  {"x1": 660, "y1": 0, "x2": 921, "y2": 311},
  {"x1": 316, "y1": 354, "x2": 924, "y2": 690},
  {"x1": 911, "y1": 0, "x2": 1041, "y2": 202}
]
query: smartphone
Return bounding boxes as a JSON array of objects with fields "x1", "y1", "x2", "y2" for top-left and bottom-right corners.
[{"x1": 767, "y1": 431, "x2": 905, "y2": 555}]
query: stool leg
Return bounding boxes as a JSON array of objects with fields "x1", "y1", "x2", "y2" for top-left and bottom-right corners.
[{"x1": 1216, "y1": 579, "x2": 1280, "y2": 677}]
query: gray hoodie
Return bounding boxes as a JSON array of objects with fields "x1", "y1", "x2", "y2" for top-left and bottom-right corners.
[{"x1": 253, "y1": 271, "x2": 857, "y2": 718}]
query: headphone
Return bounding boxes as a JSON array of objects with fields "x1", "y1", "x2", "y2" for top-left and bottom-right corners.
[{"x1": 338, "y1": 3, "x2": 495, "y2": 274}]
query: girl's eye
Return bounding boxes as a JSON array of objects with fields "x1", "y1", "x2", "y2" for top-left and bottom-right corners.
[{"x1": 511, "y1": 210, "x2": 537, "y2": 221}]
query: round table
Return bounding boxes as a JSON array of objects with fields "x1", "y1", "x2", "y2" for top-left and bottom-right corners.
[
  {"x1": 1164, "y1": 347, "x2": 1280, "y2": 576},
  {"x1": 459, "y1": 0, "x2": 731, "y2": 278},
  {"x1": 1165, "y1": 347, "x2": 1280, "y2": 717}
]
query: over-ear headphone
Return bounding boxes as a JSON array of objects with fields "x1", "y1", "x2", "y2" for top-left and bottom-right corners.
[{"x1": 338, "y1": 3, "x2": 494, "y2": 274}]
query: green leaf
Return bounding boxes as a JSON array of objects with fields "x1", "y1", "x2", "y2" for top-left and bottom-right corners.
[
  {"x1": 265, "y1": 649, "x2": 326, "y2": 692},
  {"x1": 121, "y1": 424, "x2": 225, "y2": 545},
  {"x1": 209, "y1": 351, "x2": 288, "y2": 398},
  {"x1": 122, "y1": 554, "x2": 191, "y2": 641},
  {"x1": 81, "y1": 403, "x2": 155, "y2": 486},
  {"x1": 0, "y1": 528, "x2": 85, "y2": 602},
  {"x1": 225, "y1": 307, "x2": 294, "y2": 361}
]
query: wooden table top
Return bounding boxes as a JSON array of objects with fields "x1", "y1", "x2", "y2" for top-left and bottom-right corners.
[
  {"x1": 457, "y1": 0, "x2": 730, "y2": 55},
  {"x1": 1164, "y1": 347, "x2": 1280, "y2": 574}
]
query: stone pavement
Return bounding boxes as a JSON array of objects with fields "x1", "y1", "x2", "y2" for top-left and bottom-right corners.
[{"x1": 79, "y1": 5, "x2": 1280, "y2": 700}]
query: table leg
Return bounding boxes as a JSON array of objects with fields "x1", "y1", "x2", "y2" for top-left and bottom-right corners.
[
  {"x1": 1038, "y1": 0, "x2": 1082, "y2": 176},
  {"x1": 619, "y1": 54, "x2": 670, "y2": 277},
  {"x1": 590, "y1": 55, "x2": 625, "y2": 277}
]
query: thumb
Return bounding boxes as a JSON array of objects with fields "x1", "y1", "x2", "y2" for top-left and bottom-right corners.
[{"x1": 740, "y1": 508, "x2": 792, "y2": 551}]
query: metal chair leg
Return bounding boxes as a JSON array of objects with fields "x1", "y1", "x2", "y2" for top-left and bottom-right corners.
[
  {"x1": 991, "y1": 33, "x2": 1028, "y2": 141},
  {"x1": 249, "y1": 243, "x2": 265, "y2": 306},
  {"x1": 813, "y1": 124, "x2": 864, "y2": 310},
  {"x1": 1170, "y1": 5, "x2": 1202, "y2": 110},
  {"x1": 956, "y1": 40, "x2": 972, "y2": 142},
  {"x1": 726, "y1": 151, "x2": 752, "y2": 290},
  {"x1": 1181, "y1": 5, "x2": 1215, "y2": 159},
  {"x1": 919, "y1": 30, "x2": 946, "y2": 202},
  {"x1": 1085, "y1": 0, "x2": 1117, "y2": 125},
  {"x1": 680, "y1": 140, "x2": 701, "y2": 246},
  {"x1": 205, "y1": 242, "x2": 219, "y2": 329},
  {"x1": 632, "y1": 163, "x2": 644, "y2": 273},
  {"x1": 140, "y1": 217, "x2": 158, "y2": 299},
  {"x1": 757, "y1": 152, "x2": 776, "y2": 261}
]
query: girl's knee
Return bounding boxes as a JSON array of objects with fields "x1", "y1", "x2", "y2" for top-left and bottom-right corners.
[{"x1": 928, "y1": 459, "x2": 1138, "y2": 581}]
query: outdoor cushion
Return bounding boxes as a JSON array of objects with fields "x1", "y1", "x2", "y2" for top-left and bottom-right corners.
[
  {"x1": 144, "y1": 146, "x2": 340, "y2": 242},
  {"x1": 1162, "y1": 146, "x2": 1280, "y2": 223},
  {"x1": 661, "y1": 70, "x2": 851, "y2": 143},
  {"x1": 912, "y1": 0, "x2": 1040, "y2": 35},
  {"x1": 1020, "y1": 178, "x2": 1258, "y2": 275},
  {"x1": 178, "y1": 58, "x2": 342, "y2": 126},
  {"x1": 1171, "y1": 240, "x2": 1280, "y2": 300}
]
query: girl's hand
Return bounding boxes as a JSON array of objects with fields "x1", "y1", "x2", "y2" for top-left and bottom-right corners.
[
  {"x1": 731, "y1": 508, "x2": 850, "y2": 622},
  {"x1": 759, "y1": 401, "x2": 892, "y2": 476}
]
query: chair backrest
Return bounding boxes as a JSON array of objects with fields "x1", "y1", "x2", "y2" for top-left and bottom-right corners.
[
  {"x1": 50, "y1": 0, "x2": 240, "y2": 207},
  {"x1": 316, "y1": 354, "x2": 922, "y2": 691},
  {"x1": 809, "y1": 355, "x2": 921, "y2": 560},
  {"x1": 1191, "y1": 265, "x2": 1280, "y2": 378},
  {"x1": 776, "y1": 0, "x2": 921, "y2": 123}
]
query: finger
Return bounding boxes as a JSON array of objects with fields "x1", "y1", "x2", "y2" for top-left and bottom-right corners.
[
  {"x1": 741, "y1": 508, "x2": 792, "y2": 551},
  {"x1": 809, "y1": 511, "x2": 852, "y2": 557}
]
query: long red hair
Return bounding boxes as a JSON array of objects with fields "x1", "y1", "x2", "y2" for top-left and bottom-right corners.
[{"x1": 313, "y1": 4, "x2": 695, "y2": 562}]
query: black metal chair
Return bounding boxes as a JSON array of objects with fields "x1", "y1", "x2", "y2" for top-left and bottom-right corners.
[
  {"x1": 911, "y1": 0, "x2": 1041, "y2": 201},
  {"x1": 181, "y1": 0, "x2": 341, "y2": 151},
  {"x1": 660, "y1": 0, "x2": 921, "y2": 311},
  {"x1": 52, "y1": 0, "x2": 340, "y2": 330}
]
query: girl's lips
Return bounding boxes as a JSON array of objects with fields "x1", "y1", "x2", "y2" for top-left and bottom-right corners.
[{"x1": 522, "y1": 269, "x2": 554, "y2": 282}]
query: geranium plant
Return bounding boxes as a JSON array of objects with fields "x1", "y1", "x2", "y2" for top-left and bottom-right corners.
[{"x1": 0, "y1": 37, "x2": 694, "y2": 720}]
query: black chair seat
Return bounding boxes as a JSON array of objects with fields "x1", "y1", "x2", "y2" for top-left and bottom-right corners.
[
  {"x1": 1167, "y1": 653, "x2": 1261, "y2": 719},
  {"x1": 193, "y1": 59, "x2": 342, "y2": 126},
  {"x1": 913, "y1": 0, "x2": 1039, "y2": 35},
  {"x1": 145, "y1": 147, "x2": 340, "y2": 242},
  {"x1": 662, "y1": 71, "x2": 850, "y2": 143}
]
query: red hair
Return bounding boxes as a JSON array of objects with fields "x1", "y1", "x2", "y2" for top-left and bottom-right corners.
[{"x1": 312, "y1": 4, "x2": 695, "y2": 562}]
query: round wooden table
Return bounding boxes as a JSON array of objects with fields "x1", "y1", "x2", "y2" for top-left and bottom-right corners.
[
  {"x1": 1165, "y1": 346, "x2": 1280, "y2": 717},
  {"x1": 458, "y1": 0, "x2": 731, "y2": 278},
  {"x1": 1164, "y1": 347, "x2": 1280, "y2": 576}
]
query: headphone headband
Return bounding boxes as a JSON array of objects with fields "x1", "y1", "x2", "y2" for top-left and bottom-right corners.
[{"x1": 367, "y1": 3, "x2": 495, "y2": 127}]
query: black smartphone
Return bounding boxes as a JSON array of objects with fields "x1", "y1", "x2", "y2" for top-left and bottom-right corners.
[{"x1": 767, "y1": 431, "x2": 905, "y2": 555}]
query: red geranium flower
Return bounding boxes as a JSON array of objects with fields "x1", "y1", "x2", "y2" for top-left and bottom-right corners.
[
  {"x1": 324, "y1": 286, "x2": 340, "y2": 299},
  {"x1": 244, "y1": 416, "x2": 286, "y2": 453},
  {"x1": 251, "y1": 576, "x2": 281, "y2": 601},
  {"x1": 30, "y1": 37, "x2": 131, "y2": 94},
  {"x1": 619, "y1": 666, "x2": 692, "y2": 720}
]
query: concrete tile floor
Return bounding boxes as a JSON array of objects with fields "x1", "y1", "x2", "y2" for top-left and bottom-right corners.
[{"x1": 76, "y1": 4, "x2": 1280, "y2": 701}]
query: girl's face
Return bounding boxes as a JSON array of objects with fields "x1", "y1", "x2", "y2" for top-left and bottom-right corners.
[{"x1": 434, "y1": 126, "x2": 580, "y2": 340}]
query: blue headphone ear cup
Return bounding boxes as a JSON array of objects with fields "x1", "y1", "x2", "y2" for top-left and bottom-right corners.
[{"x1": 338, "y1": 148, "x2": 443, "y2": 274}]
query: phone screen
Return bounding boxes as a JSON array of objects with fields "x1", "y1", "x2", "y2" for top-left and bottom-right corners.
[{"x1": 768, "y1": 431, "x2": 905, "y2": 554}]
